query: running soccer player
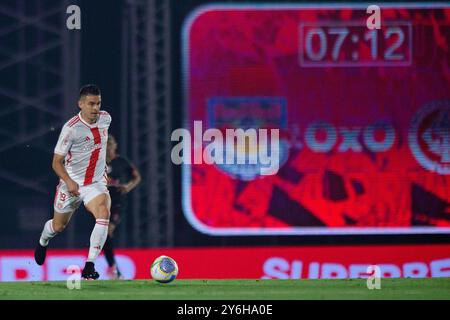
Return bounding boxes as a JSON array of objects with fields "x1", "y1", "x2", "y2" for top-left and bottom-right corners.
[
  {"x1": 103, "y1": 134, "x2": 141, "y2": 279},
  {"x1": 34, "y1": 84, "x2": 112, "y2": 280}
]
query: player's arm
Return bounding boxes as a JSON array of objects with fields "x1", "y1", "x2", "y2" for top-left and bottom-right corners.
[
  {"x1": 52, "y1": 154, "x2": 80, "y2": 196},
  {"x1": 120, "y1": 165, "x2": 141, "y2": 194},
  {"x1": 53, "y1": 125, "x2": 80, "y2": 196}
]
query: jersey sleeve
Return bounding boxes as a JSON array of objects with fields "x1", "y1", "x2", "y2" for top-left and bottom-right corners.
[
  {"x1": 100, "y1": 111, "x2": 112, "y2": 127},
  {"x1": 54, "y1": 125, "x2": 75, "y2": 156}
]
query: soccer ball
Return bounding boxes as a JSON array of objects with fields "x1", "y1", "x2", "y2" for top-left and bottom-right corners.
[{"x1": 150, "y1": 255, "x2": 178, "y2": 283}]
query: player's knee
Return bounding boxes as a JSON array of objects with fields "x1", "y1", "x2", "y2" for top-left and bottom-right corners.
[{"x1": 97, "y1": 204, "x2": 110, "y2": 220}]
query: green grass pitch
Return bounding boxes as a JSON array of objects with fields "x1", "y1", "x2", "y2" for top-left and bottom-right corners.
[{"x1": 0, "y1": 278, "x2": 449, "y2": 300}]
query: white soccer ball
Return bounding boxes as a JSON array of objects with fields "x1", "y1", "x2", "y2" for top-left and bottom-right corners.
[{"x1": 150, "y1": 255, "x2": 178, "y2": 283}]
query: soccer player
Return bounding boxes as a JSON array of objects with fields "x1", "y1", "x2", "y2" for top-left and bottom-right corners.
[
  {"x1": 103, "y1": 135, "x2": 141, "y2": 279},
  {"x1": 34, "y1": 84, "x2": 112, "y2": 280}
]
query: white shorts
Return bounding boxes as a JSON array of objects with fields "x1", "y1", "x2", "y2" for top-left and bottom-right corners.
[{"x1": 53, "y1": 180, "x2": 109, "y2": 214}]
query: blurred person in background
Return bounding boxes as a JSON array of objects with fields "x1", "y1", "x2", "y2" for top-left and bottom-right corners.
[{"x1": 104, "y1": 134, "x2": 141, "y2": 279}]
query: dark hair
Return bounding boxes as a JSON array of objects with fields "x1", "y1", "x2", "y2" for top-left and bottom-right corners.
[{"x1": 79, "y1": 84, "x2": 101, "y2": 99}]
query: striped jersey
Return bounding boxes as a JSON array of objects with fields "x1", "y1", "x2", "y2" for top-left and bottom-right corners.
[{"x1": 54, "y1": 111, "x2": 112, "y2": 186}]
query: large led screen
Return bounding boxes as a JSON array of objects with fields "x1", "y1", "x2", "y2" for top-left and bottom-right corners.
[{"x1": 182, "y1": 3, "x2": 450, "y2": 235}]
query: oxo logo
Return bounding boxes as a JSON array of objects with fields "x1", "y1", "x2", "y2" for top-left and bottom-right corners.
[{"x1": 294, "y1": 121, "x2": 396, "y2": 153}]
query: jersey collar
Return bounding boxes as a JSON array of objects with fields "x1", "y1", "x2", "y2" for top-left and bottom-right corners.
[{"x1": 78, "y1": 112, "x2": 99, "y2": 128}]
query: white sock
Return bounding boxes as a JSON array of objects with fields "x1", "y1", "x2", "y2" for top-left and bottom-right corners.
[
  {"x1": 39, "y1": 219, "x2": 57, "y2": 247},
  {"x1": 87, "y1": 219, "x2": 109, "y2": 262}
]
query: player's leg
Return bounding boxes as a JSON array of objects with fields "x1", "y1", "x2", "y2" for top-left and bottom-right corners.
[
  {"x1": 35, "y1": 182, "x2": 81, "y2": 266},
  {"x1": 103, "y1": 224, "x2": 116, "y2": 266},
  {"x1": 40, "y1": 210, "x2": 75, "y2": 245},
  {"x1": 85, "y1": 192, "x2": 111, "y2": 262},
  {"x1": 35, "y1": 210, "x2": 75, "y2": 265},
  {"x1": 81, "y1": 184, "x2": 111, "y2": 279},
  {"x1": 104, "y1": 207, "x2": 123, "y2": 279}
]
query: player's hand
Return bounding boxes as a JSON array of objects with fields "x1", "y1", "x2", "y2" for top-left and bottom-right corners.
[
  {"x1": 66, "y1": 179, "x2": 80, "y2": 197},
  {"x1": 107, "y1": 178, "x2": 120, "y2": 187},
  {"x1": 118, "y1": 184, "x2": 130, "y2": 195}
]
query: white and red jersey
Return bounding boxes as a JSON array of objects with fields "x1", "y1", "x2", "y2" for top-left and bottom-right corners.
[{"x1": 54, "y1": 111, "x2": 112, "y2": 186}]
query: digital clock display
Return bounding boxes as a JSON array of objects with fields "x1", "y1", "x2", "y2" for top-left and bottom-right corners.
[
  {"x1": 300, "y1": 22, "x2": 412, "y2": 66},
  {"x1": 182, "y1": 3, "x2": 450, "y2": 236}
]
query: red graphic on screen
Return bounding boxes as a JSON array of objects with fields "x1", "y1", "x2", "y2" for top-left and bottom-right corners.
[{"x1": 183, "y1": 5, "x2": 450, "y2": 234}]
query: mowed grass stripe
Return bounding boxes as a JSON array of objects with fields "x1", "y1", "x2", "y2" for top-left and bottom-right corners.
[{"x1": 0, "y1": 279, "x2": 449, "y2": 300}]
